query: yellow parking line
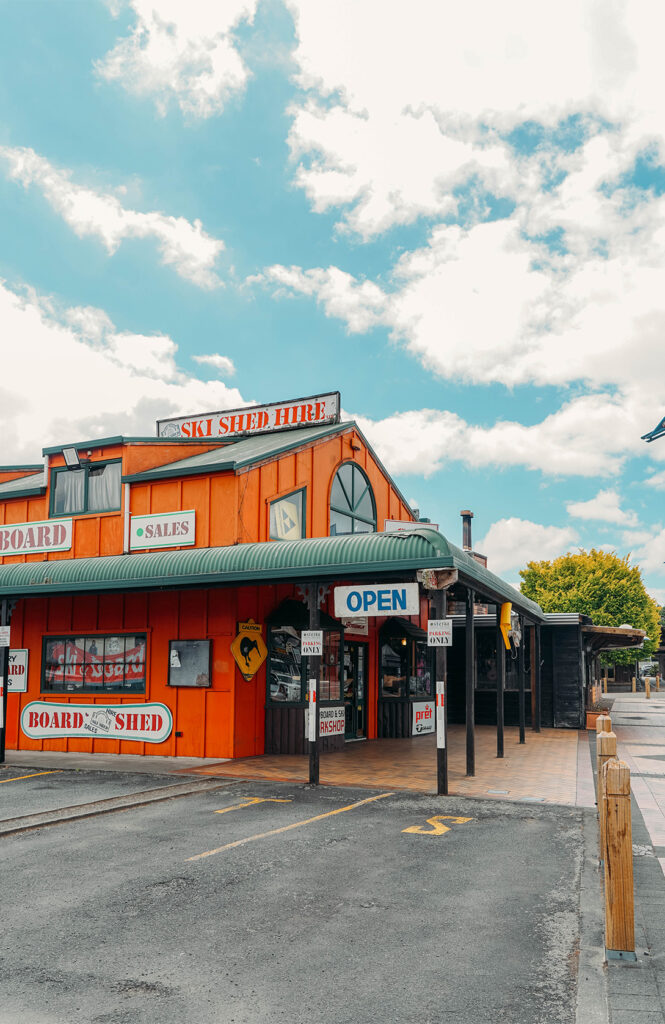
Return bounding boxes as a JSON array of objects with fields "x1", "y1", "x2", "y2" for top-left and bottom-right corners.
[
  {"x1": 215, "y1": 797, "x2": 292, "y2": 814},
  {"x1": 0, "y1": 770, "x2": 62, "y2": 785},
  {"x1": 188, "y1": 791, "x2": 394, "y2": 861}
]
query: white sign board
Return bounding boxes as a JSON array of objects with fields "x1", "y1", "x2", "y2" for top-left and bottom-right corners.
[
  {"x1": 301, "y1": 630, "x2": 323, "y2": 656},
  {"x1": 436, "y1": 682, "x2": 446, "y2": 749},
  {"x1": 428, "y1": 619, "x2": 453, "y2": 647},
  {"x1": 157, "y1": 392, "x2": 340, "y2": 441},
  {"x1": 130, "y1": 510, "x2": 196, "y2": 550},
  {"x1": 319, "y1": 706, "x2": 345, "y2": 737},
  {"x1": 20, "y1": 702, "x2": 173, "y2": 743},
  {"x1": 412, "y1": 701, "x2": 435, "y2": 735},
  {"x1": 0, "y1": 626, "x2": 10, "y2": 648},
  {"x1": 384, "y1": 519, "x2": 439, "y2": 533},
  {"x1": 0, "y1": 518, "x2": 72, "y2": 557},
  {"x1": 334, "y1": 583, "x2": 419, "y2": 618},
  {"x1": 8, "y1": 649, "x2": 28, "y2": 692},
  {"x1": 341, "y1": 617, "x2": 369, "y2": 636}
]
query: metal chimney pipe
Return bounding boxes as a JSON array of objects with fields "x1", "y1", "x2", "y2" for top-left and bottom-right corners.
[{"x1": 460, "y1": 510, "x2": 474, "y2": 551}]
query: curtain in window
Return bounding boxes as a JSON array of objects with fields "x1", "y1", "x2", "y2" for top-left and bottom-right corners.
[
  {"x1": 53, "y1": 470, "x2": 85, "y2": 514},
  {"x1": 88, "y1": 463, "x2": 121, "y2": 511}
]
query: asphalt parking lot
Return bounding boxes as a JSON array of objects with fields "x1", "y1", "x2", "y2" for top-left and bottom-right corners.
[{"x1": 1, "y1": 776, "x2": 589, "y2": 1024}]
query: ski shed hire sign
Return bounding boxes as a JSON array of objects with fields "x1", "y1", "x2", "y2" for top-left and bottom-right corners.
[{"x1": 334, "y1": 583, "x2": 419, "y2": 617}]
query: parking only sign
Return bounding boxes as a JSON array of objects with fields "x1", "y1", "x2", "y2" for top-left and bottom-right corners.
[
  {"x1": 428, "y1": 619, "x2": 452, "y2": 647},
  {"x1": 301, "y1": 630, "x2": 323, "y2": 656}
]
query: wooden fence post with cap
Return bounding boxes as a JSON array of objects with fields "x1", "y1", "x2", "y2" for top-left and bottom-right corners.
[
  {"x1": 596, "y1": 714, "x2": 612, "y2": 738},
  {"x1": 604, "y1": 759, "x2": 636, "y2": 960},
  {"x1": 597, "y1": 731, "x2": 617, "y2": 860},
  {"x1": 646, "y1": 676, "x2": 651, "y2": 700},
  {"x1": 632, "y1": 676, "x2": 636, "y2": 693},
  {"x1": 657, "y1": 673, "x2": 661, "y2": 692}
]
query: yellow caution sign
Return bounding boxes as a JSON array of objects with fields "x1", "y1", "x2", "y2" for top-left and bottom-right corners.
[
  {"x1": 499, "y1": 602, "x2": 512, "y2": 650},
  {"x1": 231, "y1": 620, "x2": 268, "y2": 681}
]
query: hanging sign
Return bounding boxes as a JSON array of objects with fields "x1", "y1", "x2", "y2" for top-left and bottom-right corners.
[
  {"x1": 157, "y1": 392, "x2": 340, "y2": 440},
  {"x1": 230, "y1": 620, "x2": 268, "y2": 681},
  {"x1": 20, "y1": 702, "x2": 173, "y2": 743},
  {"x1": 0, "y1": 626, "x2": 10, "y2": 648},
  {"x1": 436, "y1": 682, "x2": 446, "y2": 749},
  {"x1": 0, "y1": 518, "x2": 72, "y2": 557},
  {"x1": 334, "y1": 583, "x2": 419, "y2": 618},
  {"x1": 301, "y1": 630, "x2": 323, "y2": 656},
  {"x1": 130, "y1": 510, "x2": 196, "y2": 550},
  {"x1": 412, "y1": 701, "x2": 435, "y2": 735},
  {"x1": 428, "y1": 619, "x2": 452, "y2": 647},
  {"x1": 8, "y1": 649, "x2": 28, "y2": 692}
]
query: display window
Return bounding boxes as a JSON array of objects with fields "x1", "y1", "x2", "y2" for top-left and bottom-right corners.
[
  {"x1": 379, "y1": 622, "x2": 432, "y2": 699},
  {"x1": 42, "y1": 634, "x2": 147, "y2": 693},
  {"x1": 51, "y1": 461, "x2": 122, "y2": 516}
]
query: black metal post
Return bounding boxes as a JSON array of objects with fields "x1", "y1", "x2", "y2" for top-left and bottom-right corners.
[
  {"x1": 0, "y1": 598, "x2": 10, "y2": 764},
  {"x1": 533, "y1": 625, "x2": 541, "y2": 733},
  {"x1": 465, "y1": 587, "x2": 475, "y2": 776},
  {"x1": 433, "y1": 590, "x2": 448, "y2": 795},
  {"x1": 496, "y1": 608, "x2": 505, "y2": 759},
  {"x1": 307, "y1": 583, "x2": 321, "y2": 785},
  {"x1": 518, "y1": 615, "x2": 525, "y2": 744}
]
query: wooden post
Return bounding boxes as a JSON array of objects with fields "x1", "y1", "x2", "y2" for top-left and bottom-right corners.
[
  {"x1": 596, "y1": 714, "x2": 612, "y2": 735},
  {"x1": 518, "y1": 616, "x2": 525, "y2": 744},
  {"x1": 496, "y1": 609, "x2": 505, "y2": 759},
  {"x1": 631, "y1": 676, "x2": 636, "y2": 693},
  {"x1": 603, "y1": 675, "x2": 608, "y2": 695},
  {"x1": 596, "y1": 731, "x2": 617, "y2": 860},
  {"x1": 646, "y1": 676, "x2": 651, "y2": 700},
  {"x1": 432, "y1": 589, "x2": 448, "y2": 795},
  {"x1": 604, "y1": 759, "x2": 635, "y2": 958},
  {"x1": 465, "y1": 587, "x2": 475, "y2": 776},
  {"x1": 0, "y1": 598, "x2": 9, "y2": 764},
  {"x1": 532, "y1": 624, "x2": 541, "y2": 733},
  {"x1": 306, "y1": 583, "x2": 321, "y2": 786},
  {"x1": 657, "y1": 673, "x2": 661, "y2": 692}
]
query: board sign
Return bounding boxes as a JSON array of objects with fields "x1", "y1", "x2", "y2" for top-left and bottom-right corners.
[
  {"x1": 301, "y1": 630, "x2": 323, "y2": 656},
  {"x1": 412, "y1": 701, "x2": 435, "y2": 735},
  {"x1": 0, "y1": 519, "x2": 72, "y2": 557},
  {"x1": 157, "y1": 392, "x2": 340, "y2": 441},
  {"x1": 320, "y1": 706, "x2": 345, "y2": 736},
  {"x1": 334, "y1": 583, "x2": 419, "y2": 618},
  {"x1": 20, "y1": 701, "x2": 173, "y2": 743},
  {"x1": 130, "y1": 510, "x2": 196, "y2": 550},
  {"x1": 0, "y1": 626, "x2": 10, "y2": 648},
  {"x1": 384, "y1": 519, "x2": 439, "y2": 533},
  {"x1": 428, "y1": 619, "x2": 452, "y2": 647},
  {"x1": 8, "y1": 649, "x2": 28, "y2": 692}
]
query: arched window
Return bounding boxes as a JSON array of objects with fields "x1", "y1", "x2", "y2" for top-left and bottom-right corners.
[{"x1": 329, "y1": 462, "x2": 376, "y2": 535}]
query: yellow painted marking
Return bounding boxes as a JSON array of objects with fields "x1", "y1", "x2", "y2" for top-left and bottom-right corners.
[
  {"x1": 0, "y1": 770, "x2": 62, "y2": 785},
  {"x1": 188, "y1": 791, "x2": 394, "y2": 861},
  {"x1": 215, "y1": 797, "x2": 292, "y2": 814},
  {"x1": 402, "y1": 815, "x2": 472, "y2": 836}
]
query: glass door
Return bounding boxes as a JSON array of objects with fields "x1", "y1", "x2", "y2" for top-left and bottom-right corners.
[{"x1": 343, "y1": 642, "x2": 367, "y2": 739}]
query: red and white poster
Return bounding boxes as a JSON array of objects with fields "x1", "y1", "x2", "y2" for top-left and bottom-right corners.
[
  {"x1": 21, "y1": 701, "x2": 173, "y2": 743},
  {"x1": 43, "y1": 637, "x2": 146, "y2": 689},
  {"x1": 157, "y1": 392, "x2": 340, "y2": 440}
]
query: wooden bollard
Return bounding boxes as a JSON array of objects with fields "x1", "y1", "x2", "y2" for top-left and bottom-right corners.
[
  {"x1": 604, "y1": 759, "x2": 635, "y2": 958},
  {"x1": 657, "y1": 674, "x2": 661, "y2": 692},
  {"x1": 646, "y1": 677, "x2": 651, "y2": 700},
  {"x1": 596, "y1": 714, "x2": 612, "y2": 735},
  {"x1": 597, "y1": 731, "x2": 617, "y2": 857},
  {"x1": 632, "y1": 676, "x2": 636, "y2": 693},
  {"x1": 603, "y1": 676, "x2": 608, "y2": 694}
]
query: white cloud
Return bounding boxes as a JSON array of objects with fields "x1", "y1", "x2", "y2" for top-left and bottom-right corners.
[
  {"x1": 193, "y1": 353, "x2": 236, "y2": 376},
  {"x1": 0, "y1": 280, "x2": 245, "y2": 461},
  {"x1": 631, "y1": 528, "x2": 665, "y2": 575},
  {"x1": 645, "y1": 469, "x2": 665, "y2": 490},
  {"x1": 0, "y1": 146, "x2": 224, "y2": 288},
  {"x1": 477, "y1": 517, "x2": 579, "y2": 576},
  {"x1": 97, "y1": 0, "x2": 257, "y2": 118},
  {"x1": 567, "y1": 489, "x2": 639, "y2": 527}
]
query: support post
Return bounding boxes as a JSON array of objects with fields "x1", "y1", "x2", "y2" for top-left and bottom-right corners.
[
  {"x1": 597, "y1": 730, "x2": 617, "y2": 861},
  {"x1": 0, "y1": 598, "x2": 10, "y2": 764},
  {"x1": 532, "y1": 624, "x2": 541, "y2": 733},
  {"x1": 465, "y1": 587, "x2": 475, "y2": 776},
  {"x1": 518, "y1": 616, "x2": 525, "y2": 744},
  {"x1": 496, "y1": 608, "x2": 505, "y2": 759},
  {"x1": 657, "y1": 673, "x2": 661, "y2": 692},
  {"x1": 433, "y1": 590, "x2": 448, "y2": 795},
  {"x1": 306, "y1": 583, "x2": 321, "y2": 786},
  {"x1": 646, "y1": 676, "x2": 651, "y2": 700},
  {"x1": 604, "y1": 759, "x2": 636, "y2": 959}
]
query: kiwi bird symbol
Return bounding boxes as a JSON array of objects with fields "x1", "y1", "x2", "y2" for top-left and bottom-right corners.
[{"x1": 239, "y1": 636, "x2": 260, "y2": 668}]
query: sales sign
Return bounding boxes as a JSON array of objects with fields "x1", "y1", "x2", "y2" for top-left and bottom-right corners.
[
  {"x1": 157, "y1": 392, "x2": 340, "y2": 441},
  {"x1": 20, "y1": 702, "x2": 173, "y2": 743},
  {"x1": 130, "y1": 510, "x2": 196, "y2": 550},
  {"x1": 334, "y1": 583, "x2": 419, "y2": 618},
  {"x1": 428, "y1": 619, "x2": 452, "y2": 647},
  {"x1": 301, "y1": 630, "x2": 323, "y2": 656},
  {"x1": 8, "y1": 649, "x2": 28, "y2": 692},
  {"x1": 412, "y1": 701, "x2": 435, "y2": 735},
  {"x1": 0, "y1": 519, "x2": 72, "y2": 557}
]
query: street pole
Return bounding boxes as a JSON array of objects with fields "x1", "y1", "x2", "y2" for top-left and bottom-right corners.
[{"x1": 0, "y1": 598, "x2": 11, "y2": 764}]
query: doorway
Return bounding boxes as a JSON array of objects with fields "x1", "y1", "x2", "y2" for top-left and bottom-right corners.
[{"x1": 343, "y1": 641, "x2": 367, "y2": 739}]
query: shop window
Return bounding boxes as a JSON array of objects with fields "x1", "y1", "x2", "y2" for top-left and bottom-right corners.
[
  {"x1": 168, "y1": 640, "x2": 211, "y2": 687},
  {"x1": 329, "y1": 463, "x2": 376, "y2": 535},
  {"x1": 42, "y1": 634, "x2": 146, "y2": 694},
  {"x1": 266, "y1": 600, "x2": 343, "y2": 705},
  {"x1": 51, "y1": 461, "x2": 122, "y2": 516},
  {"x1": 269, "y1": 488, "x2": 306, "y2": 541},
  {"x1": 476, "y1": 629, "x2": 520, "y2": 690},
  {"x1": 380, "y1": 621, "x2": 433, "y2": 699}
]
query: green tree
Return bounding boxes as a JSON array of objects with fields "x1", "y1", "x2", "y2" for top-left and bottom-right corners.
[{"x1": 519, "y1": 548, "x2": 661, "y2": 665}]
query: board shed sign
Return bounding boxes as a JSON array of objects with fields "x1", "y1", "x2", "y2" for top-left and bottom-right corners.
[
  {"x1": 20, "y1": 702, "x2": 173, "y2": 743},
  {"x1": 0, "y1": 518, "x2": 72, "y2": 557},
  {"x1": 130, "y1": 510, "x2": 196, "y2": 550},
  {"x1": 157, "y1": 392, "x2": 340, "y2": 440},
  {"x1": 334, "y1": 583, "x2": 419, "y2": 618},
  {"x1": 428, "y1": 619, "x2": 452, "y2": 646}
]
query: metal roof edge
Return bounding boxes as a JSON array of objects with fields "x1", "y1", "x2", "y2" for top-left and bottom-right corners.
[
  {"x1": 0, "y1": 487, "x2": 47, "y2": 500},
  {"x1": 0, "y1": 464, "x2": 43, "y2": 472},
  {"x1": 42, "y1": 436, "x2": 230, "y2": 456}
]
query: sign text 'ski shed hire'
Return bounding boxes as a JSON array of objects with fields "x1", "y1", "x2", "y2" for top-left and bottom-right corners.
[{"x1": 156, "y1": 392, "x2": 340, "y2": 440}]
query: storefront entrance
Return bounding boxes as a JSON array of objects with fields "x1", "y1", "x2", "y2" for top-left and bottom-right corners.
[{"x1": 343, "y1": 641, "x2": 367, "y2": 740}]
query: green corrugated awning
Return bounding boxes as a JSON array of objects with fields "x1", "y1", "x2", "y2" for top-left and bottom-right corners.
[{"x1": 0, "y1": 527, "x2": 544, "y2": 620}]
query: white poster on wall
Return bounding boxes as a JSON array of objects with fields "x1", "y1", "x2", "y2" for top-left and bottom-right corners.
[
  {"x1": 8, "y1": 649, "x2": 28, "y2": 692},
  {"x1": 412, "y1": 701, "x2": 435, "y2": 735}
]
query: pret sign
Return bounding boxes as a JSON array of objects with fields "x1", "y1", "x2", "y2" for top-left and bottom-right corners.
[
  {"x1": 20, "y1": 702, "x2": 173, "y2": 743},
  {"x1": 157, "y1": 392, "x2": 340, "y2": 440},
  {"x1": 8, "y1": 649, "x2": 28, "y2": 692},
  {"x1": 0, "y1": 518, "x2": 72, "y2": 557},
  {"x1": 334, "y1": 583, "x2": 419, "y2": 618},
  {"x1": 130, "y1": 510, "x2": 196, "y2": 550},
  {"x1": 428, "y1": 619, "x2": 452, "y2": 647},
  {"x1": 301, "y1": 630, "x2": 323, "y2": 656},
  {"x1": 412, "y1": 701, "x2": 435, "y2": 735}
]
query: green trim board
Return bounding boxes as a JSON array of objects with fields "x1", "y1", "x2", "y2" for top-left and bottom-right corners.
[{"x1": 0, "y1": 527, "x2": 544, "y2": 620}]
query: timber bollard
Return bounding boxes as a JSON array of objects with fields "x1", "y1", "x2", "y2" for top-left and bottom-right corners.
[
  {"x1": 596, "y1": 714, "x2": 612, "y2": 735},
  {"x1": 632, "y1": 676, "x2": 636, "y2": 693},
  {"x1": 604, "y1": 759, "x2": 636, "y2": 959},
  {"x1": 646, "y1": 676, "x2": 651, "y2": 700},
  {"x1": 657, "y1": 673, "x2": 661, "y2": 692},
  {"x1": 597, "y1": 731, "x2": 617, "y2": 860},
  {"x1": 603, "y1": 676, "x2": 608, "y2": 694}
]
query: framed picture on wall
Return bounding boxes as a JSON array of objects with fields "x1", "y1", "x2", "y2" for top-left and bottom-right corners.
[{"x1": 168, "y1": 640, "x2": 211, "y2": 687}]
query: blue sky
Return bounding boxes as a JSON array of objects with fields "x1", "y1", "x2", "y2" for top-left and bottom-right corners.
[{"x1": 2, "y1": 0, "x2": 665, "y2": 601}]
